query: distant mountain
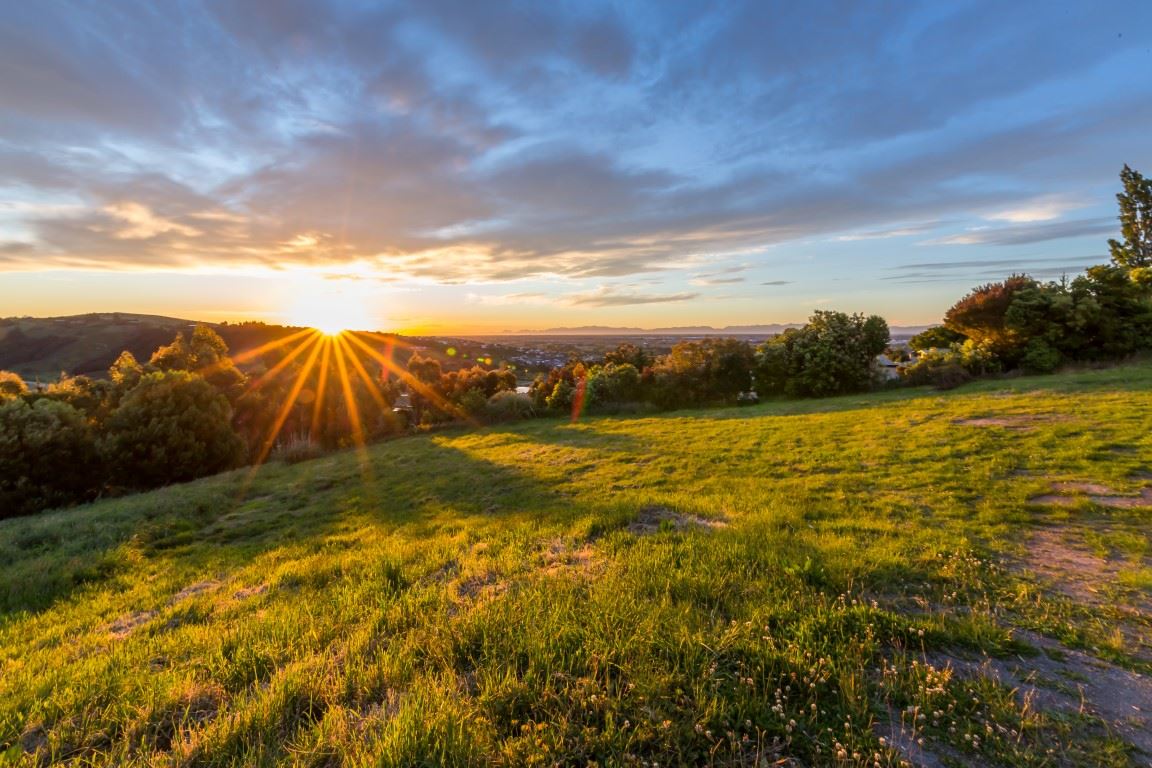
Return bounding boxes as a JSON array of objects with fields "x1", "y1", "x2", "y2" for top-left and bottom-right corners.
[{"x1": 506, "y1": 324, "x2": 932, "y2": 337}]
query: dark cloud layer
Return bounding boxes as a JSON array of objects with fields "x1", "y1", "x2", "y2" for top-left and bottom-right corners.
[{"x1": 1, "y1": 0, "x2": 1150, "y2": 281}]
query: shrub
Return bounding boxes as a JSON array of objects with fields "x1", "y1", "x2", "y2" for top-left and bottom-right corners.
[
  {"x1": 1019, "y1": 339, "x2": 1063, "y2": 374},
  {"x1": 458, "y1": 389, "x2": 489, "y2": 416},
  {"x1": 585, "y1": 363, "x2": 641, "y2": 410},
  {"x1": 484, "y1": 391, "x2": 536, "y2": 421},
  {"x1": 0, "y1": 371, "x2": 28, "y2": 400},
  {"x1": 272, "y1": 435, "x2": 327, "y2": 464},
  {"x1": 546, "y1": 379, "x2": 576, "y2": 413},
  {"x1": 102, "y1": 371, "x2": 244, "y2": 489},
  {"x1": 901, "y1": 348, "x2": 971, "y2": 389},
  {"x1": 0, "y1": 398, "x2": 100, "y2": 517}
]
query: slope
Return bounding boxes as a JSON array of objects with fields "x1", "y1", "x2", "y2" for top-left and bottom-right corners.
[{"x1": 2, "y1": 365, "x2": 1151, "y2": 766}]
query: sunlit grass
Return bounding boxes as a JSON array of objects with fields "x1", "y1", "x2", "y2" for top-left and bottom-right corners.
[{"x1": 2, "y1": 363, "x2": 1151, "y2": 765}]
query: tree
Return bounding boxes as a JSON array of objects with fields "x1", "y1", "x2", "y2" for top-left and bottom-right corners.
[
  {"x1": 756, "y1": 312, "x2": 890, "y2": 398},
  {"x1": 109, "y1": 350, "x2": 144, "y2": 389},
  {"x1": 102, "y1": 371, "x2": 244, "y2": 489},
  {"x1": 0, "y1": 398, "x2": 100, "y2": 517},
  {"x1": 0, "y1": 371, "x2": 27, "y2": 400},
  {"x1": 785, "y1": 311, "x2": 890, "y2": 397},
  {"x1": 39, "y1": 374, "x2": 111, "y2": 417},
  {"x1": 943, "y1": 275, "x2": 1036, "y2": 363},
  {"x1": 585, "y1": 362, "x2": 641, "y2": 409},
  {"x1": 151, "y1": 325, "x2": 246, "y2": 400},
  {"x1": 1109, "y1": 164, "x2": 1152, "y2": 273},
  {"x1": 406, "y1": 354, "x2": 446, "y2": 422},
  {"x1": 645, "y1": 339, "x2": 754, "y2": 408},
  {"x1": 908, "y1": 326, "x2": 966, "y2": 352},
  {"x1": 605, "y1": 343, "x2": 649, "y2": 370}
]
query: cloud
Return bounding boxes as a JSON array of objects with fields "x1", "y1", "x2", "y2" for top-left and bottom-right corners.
[
  {"x1": 691, "y1": 276, "x2": 745, "y2": 285},
  {"x1": 892, "y1": 257, "x2": 1094, "y2": 272},
  {"x1": 834, "y1": 223, "x2": 937, "y2": 241},
  {"x1": 984, "y1": 195, "x2": 1084, "y2": 223},
  {"x1": 466, "y1": 291, "x2": 551, "y2": 306},
  {"x1": 104, "y1": 202, "x2": 200, "y2": 239},
  {"x1": 884, "y1": 257, "x2": 1100, "y2": 284},
  {"x1": 565, "y1": 286, "x2": 699, "y2": 307},
  {"x1": 0, "y1": 0, "x2": 1149, "y2": 289},
  {"x1": 760, "y1": 280, "x2": 792, "y2": 286},
  {"x1": 921, "y1": 218, "x2": 1115, "y2": 246}
]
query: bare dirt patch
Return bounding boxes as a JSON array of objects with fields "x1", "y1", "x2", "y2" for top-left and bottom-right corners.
[
  {"x1": 107, "y1": 610, "x2": 157, "y2": 638},
  {"x1": 107, "y1": 579, "x2": 226, "y2": 638},
  {"x1": 171, "y1": 580, "x2": 221, "y2": 603},
  {"x1": 232, "y1": 584, "x2": 269, "y2": 600},
  {"x1": 935, "y1": 631, "x2": 1152, "y2": 756},
  {"x1": 454, "y1": 572, "x2": 508, "y2": 601},
  {"x1": 954, "y1": 414, "x2": 1063, "y2": 430},
  {"x1": 627, "y1": 505, "x2": 728, "y2": 536},
  {"x1": 1022, "y1": 527, "x2": 1122, "y2": 606},
  {"x1": 540, "y1": 538, "x2": 600, "y2": 577},
  {"x1": 1053, "y1": 482, "x2": 1120, "y2": 495},
  {"x1": 1029, "y1": 485, "x2": 1152, "y2": 509}
]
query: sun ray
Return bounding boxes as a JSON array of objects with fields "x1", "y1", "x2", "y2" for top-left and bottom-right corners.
[
  {"x1": 338, "y1": 333, "x2": 390, "y2": 413},
  {"x1": 332, "y1": 334, "x2": 372, "y2": 477},
  {"x1": 251, "y1": 332, "x2": 326, "y2": 468},
  {"x1": 310, "y1": 335, "x2": 333, "y2": 439},
  {"x1": 231, "y1": 327, "x2": 317, "y2": 365},
  {"x1": 246, "y1": 331, "x2": 323, "y2": 393},
  {"x1": 345, "y1": 331, "x2": 477, "y2": 426},
  {"x1": 188, "y1": 327, "x2": 318, "y2": 389}
]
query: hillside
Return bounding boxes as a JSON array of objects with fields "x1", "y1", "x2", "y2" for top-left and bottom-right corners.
[
  {"x1": 0, "y1": 314, "x2": 198, "y2": 382},
  {"x1": 2, "y1": 365, "x2": 1151, "y2": 766}
]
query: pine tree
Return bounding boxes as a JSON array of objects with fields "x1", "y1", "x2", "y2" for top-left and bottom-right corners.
[{"x1": 1108, "y1": 164, "x2": 1152, "y2": 272}]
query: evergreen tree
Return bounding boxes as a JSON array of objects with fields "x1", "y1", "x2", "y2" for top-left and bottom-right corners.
[{"x1": 1108, "y1": 164, "x2": 1152, "y2": 274}]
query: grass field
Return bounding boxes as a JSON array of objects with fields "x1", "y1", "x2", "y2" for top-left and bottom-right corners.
[{"x1": 2, "y1": 364, "x2": 1151, "y2": 766}]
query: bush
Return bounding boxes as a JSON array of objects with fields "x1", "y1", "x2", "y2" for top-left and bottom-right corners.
[
  {"x1": 546, "y1": 380, "x2": 576, "y2": 413},
  {"x1": 483, "y1": 391, "x2": 536, "y2": 422},
  {"x1": 0, "y1": 398, "x2": 100, "y2": 517},
  {"x1": 272, "y1": 435, "x2": 327, "y2": 464},
  {"x1": 901, "y1": 348, "x2": 972, "y2": 389},
  {"x1": 0, "y1": 371, "x2": 28, "y2": 400},
  {"x1": 458, "y1": 389, "x2": 489, "y2": 416},
  {"x1": 102, "y1": 371, "x2": 244, "y2": 489},
  {"x1": 1019, "y1": 339, "x2": 1063, "y2": 374}
]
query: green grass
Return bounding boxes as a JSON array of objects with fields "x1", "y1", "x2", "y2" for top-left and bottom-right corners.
[{"x1": 2, "y1": 364, "x2": 1152, "y2": 766}]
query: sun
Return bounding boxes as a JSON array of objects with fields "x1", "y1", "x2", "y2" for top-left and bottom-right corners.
[{"x1": 283, "y1": 277, "x2": 377, "y2": 335}]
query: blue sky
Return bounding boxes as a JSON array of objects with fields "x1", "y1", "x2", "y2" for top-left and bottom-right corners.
[{"x1": 1, "y1": 0, "x2": 1150, "y2": 333}]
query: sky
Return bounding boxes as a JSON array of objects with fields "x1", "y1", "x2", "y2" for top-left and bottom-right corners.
[{"x1": 1, "y1": 1, "x2": 1150, "y2": 334}]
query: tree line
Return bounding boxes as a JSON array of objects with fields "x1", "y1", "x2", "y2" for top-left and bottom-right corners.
[{"x1": 902, "y1": 166, "x2": 1152, "y2": 387}]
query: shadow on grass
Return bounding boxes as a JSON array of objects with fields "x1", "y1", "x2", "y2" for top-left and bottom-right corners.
[{"x1": 0, "y1": 430, "x2": 629, "y2": 618}]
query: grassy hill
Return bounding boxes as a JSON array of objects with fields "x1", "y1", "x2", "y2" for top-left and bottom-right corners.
[
  {"x1": 0, "y1": 314, "x2": 197, "y2": 382},
  {"x1": 2, "y1": 365, "x2": 1151, "y2": 766}
]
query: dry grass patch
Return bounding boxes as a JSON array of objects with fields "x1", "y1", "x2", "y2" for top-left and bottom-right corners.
[
  {"x1": 540, "y1": 537, "x2": 600, "y2": 577},
  {"x1": 953, "y1": 414, "x2": 1066, "y2": 429},
  {"x1": 626, "y1": 504, "x2": 728, "y2": 535}
]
